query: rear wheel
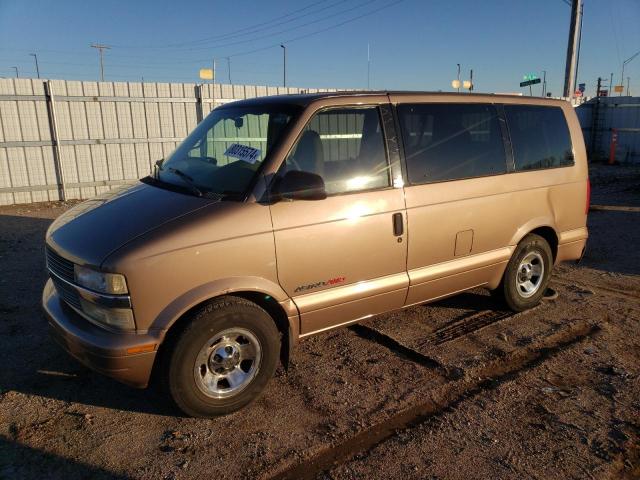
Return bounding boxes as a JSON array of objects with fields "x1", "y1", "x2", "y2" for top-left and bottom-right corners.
[
  {"x1": 493, "y1": 234, "x2": 553, "y2": 312},
  {"x1": 164, "y1": 296, "x2": 280, "y2": 417}
]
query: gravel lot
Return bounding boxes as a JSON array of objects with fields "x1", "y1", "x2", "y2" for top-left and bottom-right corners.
[{"x1": 0, "y1": 163, "x2": 639, "y2": 480}]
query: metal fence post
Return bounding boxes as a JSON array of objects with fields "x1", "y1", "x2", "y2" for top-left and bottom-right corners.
[
  {"x1": 195, "y1": 84, "x2": 203, "y2": 124},
  {"x1": 44, "y1": 80, "x2": 66, "y2": 201}
]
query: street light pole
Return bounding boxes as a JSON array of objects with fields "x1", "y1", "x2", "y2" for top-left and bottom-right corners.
[
  {"x1": 627, "y1": 77, "x2": 631, "y2": 96},
  {"x1": 226, "y1": 57, "x2": 231, "y2": 84},
  {"x1": 29, "y1": 53, "x2": 40, "y2": 78},
  {"x1": 456, "y1": 63, "x2": 460, "y2": 93},
  {"x1": 542, "y1": 70, "x2": 547, "y2": 97},
  {"x1": 11, "y1": 66, "x2": 18, "y2": 78},
  {"x1": 280, "y1": 44, "x2": 287, "y2": 87},
  {"x1": 620, "y1": 50, "x2": 640, "y2": 96}
]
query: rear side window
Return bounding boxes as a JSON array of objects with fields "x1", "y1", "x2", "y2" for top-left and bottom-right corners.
[
  {"x1": 397, "y1": 103, "x2": 507, "y2": 184},
  {"x1": 505, "y1": 105, "x2": 574, "y2": 171}
]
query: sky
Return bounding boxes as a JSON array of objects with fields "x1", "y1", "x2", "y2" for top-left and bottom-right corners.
[{"x1": 0, "y1": 0, "x2": 639, "y2": 97}]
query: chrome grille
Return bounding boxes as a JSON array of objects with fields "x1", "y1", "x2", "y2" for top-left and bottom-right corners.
[
  {"x1": 50, "y1": 275, "x2": 82, "y2": 310},
  {"x1": 46, "y1": 246, "x2": 74, "y2": 283}
]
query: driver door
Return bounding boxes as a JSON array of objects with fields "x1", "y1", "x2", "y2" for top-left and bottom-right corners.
[{"x1": 268, "y1": 104, "x2": 408, "y2": 336}]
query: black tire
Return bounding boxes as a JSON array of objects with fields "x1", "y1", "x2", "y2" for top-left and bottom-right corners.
[
  {"x1": 492, "y1": 234, "x2": 553, "y2": 312},
  {"x1": 164, "y1": 296, "x2": 280, "y2": 418}
]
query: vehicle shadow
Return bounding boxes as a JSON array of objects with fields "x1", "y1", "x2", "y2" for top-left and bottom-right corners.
[
  {"x1": 0, "y1": 436, "x2": 128, "y2": 479},
  {"x1": 430, "y1": 290, "x2": 503, "y2": 312}
]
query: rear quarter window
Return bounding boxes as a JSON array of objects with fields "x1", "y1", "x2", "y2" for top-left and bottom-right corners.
[
  {"x1": 397, "y1": 103, "x2": 507, "y2": 184},
  {"x1": 505, "y1": 105, "x2": 574, "y2": 171}
]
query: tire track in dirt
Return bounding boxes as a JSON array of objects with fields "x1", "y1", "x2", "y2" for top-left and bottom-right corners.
[
  {"x1": 269, "y1": 320, "x2": 603, "y2": 480},
  {"x1": 420, "y1": 309, "x2": 514, "y2": 346}
]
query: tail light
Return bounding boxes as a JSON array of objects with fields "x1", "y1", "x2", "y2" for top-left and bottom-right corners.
[{"x1": 585, "y1": 179, "x2": 591, "y2": 214}]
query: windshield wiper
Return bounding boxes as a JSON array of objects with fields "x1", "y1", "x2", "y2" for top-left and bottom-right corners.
[
  {"x1": 154, "y1": 159, "x2": 227, "y2": 200},
  {"x1": 165, "y1": 167, "x2": 203, "y2": 197}
]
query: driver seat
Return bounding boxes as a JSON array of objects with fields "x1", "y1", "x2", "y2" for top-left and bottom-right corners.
[{"x1": 293, "y1": 130, "x2": 324, "y2": 176}]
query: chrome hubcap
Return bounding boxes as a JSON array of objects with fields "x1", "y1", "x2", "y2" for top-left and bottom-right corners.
[
  {"x1": 194, "y1": 328, "x2": 261, "y2": 399},
  {"x1": 516, "y1": 251, "x2": 545, "y2": 298}
]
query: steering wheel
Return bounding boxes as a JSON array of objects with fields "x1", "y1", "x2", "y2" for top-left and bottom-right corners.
[{"x1": 201, "y1": 156, "x2": 218, "y2": 165}]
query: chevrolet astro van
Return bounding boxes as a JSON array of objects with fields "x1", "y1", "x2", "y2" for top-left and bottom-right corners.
[{"x1": 43, "y1": 92, "x2": 589, "y2": 417}]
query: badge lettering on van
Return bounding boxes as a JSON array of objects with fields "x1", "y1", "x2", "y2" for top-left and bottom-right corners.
[
  {"x1": 224, "y1": 143, "x2": 261, "y2": 164},
  {"x1": 294, "y1": 276, "x2": 346, "y2": 293}
]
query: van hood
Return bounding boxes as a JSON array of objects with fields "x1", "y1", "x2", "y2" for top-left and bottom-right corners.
[{"x1": 46, "y1": 182, "x2": 216, "y2": 267}]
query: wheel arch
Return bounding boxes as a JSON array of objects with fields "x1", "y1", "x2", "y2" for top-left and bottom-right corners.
[
  {"x1": 509, "y1": 219, "x2": 559, "y2": 262},
  {"x1": 150, "y1": 279, "x2": 299, "y2": 378},
  {"x1": 528, "y1": 226, "x2": 559, "y2": 263},
  {"x1": 490, "y1": 223, "x2": 559, "y2": 291}
]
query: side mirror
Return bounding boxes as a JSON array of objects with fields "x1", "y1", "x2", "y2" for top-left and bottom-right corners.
[{"x1": 276, "y1": 170, "x2": 327, "y2": 201}]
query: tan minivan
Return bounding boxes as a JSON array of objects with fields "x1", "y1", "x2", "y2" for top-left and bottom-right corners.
[{"x1": 43, "y1": 92, "x2": 589, "y2": 417}]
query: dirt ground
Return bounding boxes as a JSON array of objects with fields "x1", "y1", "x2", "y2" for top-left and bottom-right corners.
[{"x1": 0, "y1": 163, "x2": 639, "y2": 480}]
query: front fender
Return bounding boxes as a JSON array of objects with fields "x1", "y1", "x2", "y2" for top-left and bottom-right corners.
[{"x1": 149, "y1": 276, "x2": 295, "y2": 334}]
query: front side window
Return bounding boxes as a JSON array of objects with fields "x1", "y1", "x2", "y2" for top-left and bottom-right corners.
[
  {"x1": 505, "y1": 105, "x2": 574, "y2": 171},
  {"x1": 157, "y1": 105, "x2": 299, "y2": 197},
  {"x1": 398, "y1": 103, "x2": 507, "y2": 184},
  {"x1": 282, "y1": 107, "x2": 391, "y2": 195}
]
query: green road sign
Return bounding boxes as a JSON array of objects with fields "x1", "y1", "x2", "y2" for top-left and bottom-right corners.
[{"x1": 520, "y1": 78, "x2": 541, "y2": 87}]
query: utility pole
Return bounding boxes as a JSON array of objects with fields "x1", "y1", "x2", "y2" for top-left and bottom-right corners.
[
  {"x1": 609, "y1": 73, "x2": 613, "y2": 95},
  {"x1": 469, "y1": 69, "x2": 473, "y2": 91},
  {"x1": 573, "y1": 1, "x2": 584, "y2": 90},
  {"x1": 542, "y1": 70, "x2": 547, "y2": 97},
  {"x1": 562, "y1": 0, "x2": 583, "y2": 98},
  {"x1": 280, "y1": 44, "x2": 287, "y2": 87},
  {"x1": 29, "y1": 53, "x2": 40, "y2": 78},
  {"x1": 627, "y1": 77, "x2": 631, "y2": 96},
  {"x1": 367, "y1": 43, "x2": 371, "y2": 90},
  {"x1": 90, "y1": 44, "x2": 111, "y2": 82},
  {"x1": 226, "y1": 57, "x2": 231, "y2": 84},
  {"x1": 11, "y1": 66, "x2": 18, "y2": 78},
  {"x1": 456, "y1": 63, "x2": 461, "y2": 93}
]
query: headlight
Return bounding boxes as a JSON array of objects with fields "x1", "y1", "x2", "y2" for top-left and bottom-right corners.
[
  {"x1": 74, "y1": 265, "x2": 128, "y2": 295},
  {"x1": 79, "y1": 299, "x2": 135, "y2": 331}
]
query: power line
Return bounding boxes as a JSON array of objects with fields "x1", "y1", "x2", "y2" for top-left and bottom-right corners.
[
  {"x1": 227, "y1": 0, "x2": 405, "y2": 59},
  {"x1": 112, "y1": 0, "x2": 379, "y2": 54},
  {"x1": 110, "y1": 0, "x2": 339, "y2": 49},
  {"x1": 1, "y1": 0, "x2": 403, "y2": 80}
]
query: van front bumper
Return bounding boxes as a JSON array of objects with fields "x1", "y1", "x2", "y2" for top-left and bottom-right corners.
[{"x1": 42, "y1": 279, "x2": 159, "y2": 388}]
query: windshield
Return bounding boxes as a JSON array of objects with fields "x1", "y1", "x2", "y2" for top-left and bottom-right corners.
[{"x1": 156, "y1": 104, "x2": 299, "y2": 198}]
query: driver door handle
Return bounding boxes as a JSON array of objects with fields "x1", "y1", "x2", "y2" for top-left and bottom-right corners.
[{"x1": 392, "y1": 212, "x2": 403, "y2": 236}]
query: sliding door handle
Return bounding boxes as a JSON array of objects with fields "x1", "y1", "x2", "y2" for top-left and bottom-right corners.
[{"x1": 392, "y1": 212, "x2": 404, "y2": 236}]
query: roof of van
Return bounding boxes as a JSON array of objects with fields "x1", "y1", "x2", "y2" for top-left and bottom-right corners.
[{"x1": 217, "y1": 91, "x2": 568, "y2": 109}]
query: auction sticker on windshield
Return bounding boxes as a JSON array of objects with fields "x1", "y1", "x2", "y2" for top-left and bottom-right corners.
[{"x1": 224, "y1": 144, "x2": 262, "y2": 164}]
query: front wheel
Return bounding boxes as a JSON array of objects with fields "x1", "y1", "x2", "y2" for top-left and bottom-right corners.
[
  {"x1": 164, "y1": 296, "x2": 280, "y2": 417},
  {"x1": 494, "y1": 234, "x2": 553, "y2": 312}
]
